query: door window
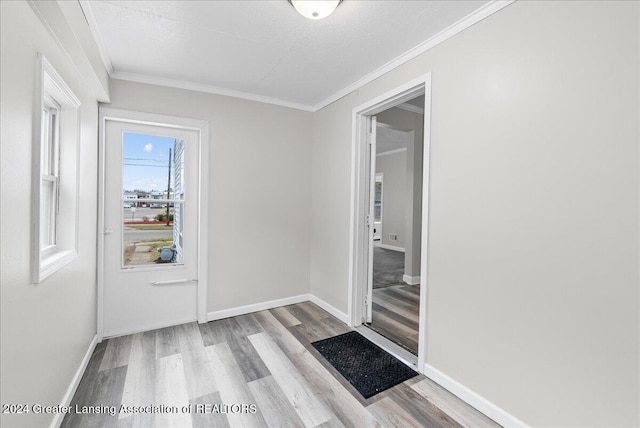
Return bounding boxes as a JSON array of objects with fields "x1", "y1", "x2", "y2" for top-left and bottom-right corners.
[{"x1": 121, "y1": 132, "x2": 186, "y2": 267}]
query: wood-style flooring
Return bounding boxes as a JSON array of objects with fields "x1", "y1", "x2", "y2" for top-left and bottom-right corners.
[
  {"x1": 370, "y1": 284, "x2": 420, "y2": 355},
  {"x1": 62, "y1": 302, "x2": 499, "y2": 428}
]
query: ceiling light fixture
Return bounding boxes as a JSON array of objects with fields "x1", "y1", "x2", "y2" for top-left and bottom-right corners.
[{"x1": 289, "y1": 0, "x2": 342, "y2": 20}]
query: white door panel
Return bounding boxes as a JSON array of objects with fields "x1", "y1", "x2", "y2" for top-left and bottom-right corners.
[{"x1": 103, "y1": 120, "x2": 199, "y2": 337}]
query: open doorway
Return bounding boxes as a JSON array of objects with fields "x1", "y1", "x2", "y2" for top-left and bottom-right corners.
[
  {"x1": 349, "y1": 74, "x2": 431, "y2": 371},
  {"x1": 369, "y1": 111, "x2": 423, "y2": 355}
]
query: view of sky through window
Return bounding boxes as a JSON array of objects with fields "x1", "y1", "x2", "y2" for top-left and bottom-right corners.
[{"x1": 122, "y1": 132, "x2": 176, "y2": 193}]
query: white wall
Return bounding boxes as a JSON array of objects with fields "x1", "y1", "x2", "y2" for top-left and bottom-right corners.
[
  {"x1": 310, "y1": 1, "x2": 639, "y2": 426},
  {"x1": 106, "y1": 80, "x2": 313, "y2": 313},
  {"x1": 376, "y1": 150, "x2": 407, "y2": 248},
  {"x1": 0, "y1": 1, "x2": 101, "y2": 427}
]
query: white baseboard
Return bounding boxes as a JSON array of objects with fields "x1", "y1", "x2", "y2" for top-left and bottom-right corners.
[
  {"x1": 308, "y1": 294, "x2": 350, "y2": 324},
  {"x1": 104, "y1": 316, "x2": 198, "y2": 339},
  {"x1": 422, "y1": 363, "x2": 528, "y2": 428},
  {"x1": 376, "y1": 243, "x2": 405, "y2": 252},
  {"x1": 205, "y1": 293, "x2": 350, "y2": 326},
  {"x1": 51, "y1": 334, "x2": 98, "y2": 428},
  {"x1": 403, "y1": 275, "x2": 420, "y2": 285},
  {"x1": 207, "y1": 294, "x2": 310, "y2": 321}
]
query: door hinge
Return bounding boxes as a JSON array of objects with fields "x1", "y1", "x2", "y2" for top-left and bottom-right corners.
[{"x1": 366, "y1": 214, "x2": 370, "y2": 226}]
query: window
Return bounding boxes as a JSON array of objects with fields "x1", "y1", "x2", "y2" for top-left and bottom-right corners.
[
  {"x1": 374, "y1": 173, "x2": 383, "y2": 222},
  {"x1": 40, "y1": 95, "x2": 60, "y2": 252},
  {"x1": 31, "y1": 54, "x2": 81, "y2": 284}
]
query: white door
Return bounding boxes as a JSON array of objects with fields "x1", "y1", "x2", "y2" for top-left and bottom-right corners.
[
  {"x1": 103, "y1": 120, "x2": 199, "y2": 337},
  {"x1": 365, "y1": 116, "x2": 377, "y2": 323}
]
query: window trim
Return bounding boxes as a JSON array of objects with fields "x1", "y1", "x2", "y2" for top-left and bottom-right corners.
[{"x1": 31, "y1": 53, "x2": 81, "y2": 284}]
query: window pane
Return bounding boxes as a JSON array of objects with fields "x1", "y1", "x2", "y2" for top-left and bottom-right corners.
[
  {"x1": 40, "y1": 180, "x2": 54, "y2": 247},
  {"x1": 374, "y1": 182, "x2": 382, "y2": 222},
  {"x1": 122, "y1": 203, "x2": 183, "y2": 267},
  {"x1": 121, "y1": 133, "x2": 185, "y2": 267},
  {"x1": 41, "y1": 109, "x2": 51, "y2": 175}
]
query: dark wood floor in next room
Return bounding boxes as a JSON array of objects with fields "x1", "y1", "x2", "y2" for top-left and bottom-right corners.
[{"x1": 62, "y1": 302, "x2": 499, "y2": 428}]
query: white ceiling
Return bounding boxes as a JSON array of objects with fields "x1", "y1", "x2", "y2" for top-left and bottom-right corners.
[
  {"x1": 377, "y1": 125, "x2": 411, "y2": 154},
  {"x1": 82, "y1": 1, "x2": 493, "y2": 110}
]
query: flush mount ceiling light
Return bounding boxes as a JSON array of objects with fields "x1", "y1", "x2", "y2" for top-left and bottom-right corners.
[{"x1": 289, "y1": 0, "x2": 342, "y2": 20}]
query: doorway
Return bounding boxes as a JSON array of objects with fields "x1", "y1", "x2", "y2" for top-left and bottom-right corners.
[
  {"x1": 370, "y1": 120, "x2": 421, "y2": 356},
  {"x1": 98, "y1": 108, "x2": 210, "y2": 339},
  {"x1": 349, "y1": 74, "x2": 431, "y2": 372}
]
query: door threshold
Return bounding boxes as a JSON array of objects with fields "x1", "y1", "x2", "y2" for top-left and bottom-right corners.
[{"x1": 355, "y1": 325, "x2": 418, "y2": 370}]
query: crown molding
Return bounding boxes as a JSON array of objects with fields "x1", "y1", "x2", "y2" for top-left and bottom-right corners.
[
  {"x1": 78, "y1": 0, "x2": 113, "y2": 75},
  {"x1": 377, "y1": 147, "x2": 408, "y2": 157},
  {"x1": 396, "y1": 103, "x2": 424, "y2": 115},
  {"x1": 80, "y1": 0, "x2": 513, "y2": 113},
  {"x1": 110, "y1": 71, "x2": 315, "y2": 112},
  {"x1": 311, "y1": 0, "x2": 514, "y2": 111}
]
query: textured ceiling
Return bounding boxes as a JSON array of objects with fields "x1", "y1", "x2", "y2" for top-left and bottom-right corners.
[
  {"x1": 83, "y1": 1, "x2": 491, "y2": 109},
  {"x1": 377, "y1": 125, "x2": 411, "y2": 154}
]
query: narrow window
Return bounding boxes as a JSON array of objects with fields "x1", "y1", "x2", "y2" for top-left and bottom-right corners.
[
  {"x1": 32, "y1": 53, "x2": 81, "y2": 284},
  {"x1": 40, "y1": 95, "x2": 60, "y2": 252}
]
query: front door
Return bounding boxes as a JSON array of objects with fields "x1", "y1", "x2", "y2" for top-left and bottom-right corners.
[{"x1": 103, "y1": 119, "x2": 199, "y2": 337}]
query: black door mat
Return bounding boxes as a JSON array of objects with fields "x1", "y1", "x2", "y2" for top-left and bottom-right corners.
[{"x1": 311, "y1": 331, "x2": 418, "y2": 399}]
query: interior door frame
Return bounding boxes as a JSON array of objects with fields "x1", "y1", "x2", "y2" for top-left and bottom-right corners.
[
  {"x1": 348, "y1": 73, "x2": 432, "y2": 372},
  {"x1": 97, "y1": 107, "x2": 210, "y2": 341}
]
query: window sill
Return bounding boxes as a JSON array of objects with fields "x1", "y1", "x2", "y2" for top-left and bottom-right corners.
[{"x1": 36, "y1": 249, "x2": 77, "y2": 284}]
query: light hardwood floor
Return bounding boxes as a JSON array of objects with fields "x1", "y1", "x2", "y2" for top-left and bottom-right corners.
[
  {"x1": 370, "y1": 284, "x2": 420, "y2": 355},
  {"x1": 62, "y1": 302, "x2": 499, "y2": 428}
]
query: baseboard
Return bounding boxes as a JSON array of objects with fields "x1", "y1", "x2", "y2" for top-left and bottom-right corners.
[
  {"x1": 207, "y1": 294, "x2": 310, "y2": 321},
  {"x1": 308, "y1": 294, "x2": 350, "y2": 324},
  {"x1": 51, "y1": 334, "x2": 98, "y2": 428},
  {"x1": 376, "y1": 243, "x2": 405, "y2": 252},
  {"x1": 103, "y1": 316, "x2": 198, "y2": 339},
  {"x1": 422, "y1": 363, "x2": 528, "y2": 428},
  {"x1": 403, "y1": 275, "x2": 420, "y2": 285}
]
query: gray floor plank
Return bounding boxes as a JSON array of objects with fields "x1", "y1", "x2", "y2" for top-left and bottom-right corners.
[
  {"x1": 291, "y1": 318, "x2": 335, "y2": 343},
  {"x1": 120, "y1": 331, "x2": 156, "y2": 420},
  {"x1": 209, "y1": 316, "x2": 272, "y2": 383},
  {"x1": 247, "y1": 376, "x2": 306, "y2": 428},
  {"x1": 83, "y1": 339, "x2": 108, "y2": 378},
  {"x1": 387, "y1": 383, "x2": 461, "y2": 428},
  {"x1": 155, "y1": 325, "x2": 180, "y2": 359},
  {"x1": 206, "y1": 342, "x2": 267, "y2": 427},
  {"x1": 367, "y1": 396, "x2": 424, "y2": 428},
  {"x1": 318, "y1": 316, "x2": 352, "y2": 337},
  {"x1": 315, "y1": 418, "x2": 347, "y2": 428},
  {"x1": 269, "y1": 306, "x2": 301, "y2": 327},
  {"x1": 153, "y1": 353, "x2": 192, "y2": 427},
  {"x1": 227, "y1": 332, "x2": 272, "y2": 383},
  {"x1": 190, "y1": 391, "x2": 230, "y2": 428},
  {"x1": 198, "y1": 317, "x2": 230, "y2": 347},
  {"x1": 248, "y1": 332, "x2": 334, "y2": 427},
  {"x1": 234, "y1": 313, "x2": 265, "y2": 336},
  {"x1": 62, "y1": 366, "x2": 127, "y2": 428},
  {"x1": 412, "y1": 378, "x2": 500, "y2": 428},
  {"x1": 176, "y1": 322, "x2": 218, "y2": 400},
  {"x1": 100, "y1": 335, "x2": 133, "y2": 371}
]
